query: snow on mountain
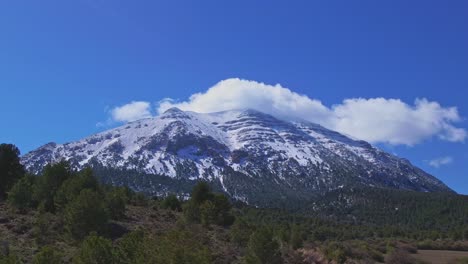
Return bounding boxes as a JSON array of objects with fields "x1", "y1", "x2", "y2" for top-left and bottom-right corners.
[{"x1": 21, "y1": 108, "x2": 453, "y2": 205}]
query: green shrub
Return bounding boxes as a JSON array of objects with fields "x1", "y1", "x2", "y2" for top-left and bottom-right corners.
[
  {"x1": 105, "y1": 188, "x2": 127, "y2": 220},
  {"x1": 183, "y1": 183, "x2": 234, "y2": 226},
  {"x1": 200, "y1": 200, "x2": 216, "y2": 226},
  {"x1": 64, "y1": 189, "x2": 108, "y2": 240},
  {"x1": 230, "y1": 218, "x2": 253, "y2": 246},
  {"x1": 7, "y1": 176, "x2": 34, "y2": 211},
  {"x1": 161, "y1": 194, "x2": 182, "y2": 211},
  {"x1": 136, "y1": 229, "x2": 211, "y2": 264},
  {"x1": 0, "y1": 254, "x2": 21, "y2": 264},
  {"x1": 33, "y1": 246, "x2": 61, "y2": 264},
  {"x1": 54, "y1": 167, "x2": 99, "y2": 211},
  {"x1": 322, "y1": 242, "x2": 348, "y2": 264},
  {"x1": 114, "y1": 230, "x2": 145, "y2": 263},
  {"x1": 245, "y1": 227, "x2": 282, "y2": 264},
  {"x1": 73, "y1": 233, "x2": 114, "y2": 264}
]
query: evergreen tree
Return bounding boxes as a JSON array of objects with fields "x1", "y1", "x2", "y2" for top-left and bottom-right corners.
[
  {"x1": 34, "y1": 160, "x2": 72, "y2": 212},
  {"x1": 245, "y1": 227, "x2": 282, "y2": 264},
  {"x1": 161, "y1": 194, "x2": 182, "y2": 211},
  {"x1": 54, "y1": 167, "x2": 99, "y2": 211},
  {"x1": 65, "y1": 189, "x2": 108, "y2": 240},
  {"x1": 105, "y1": 187, "x2": 127, "y2": 220},
  {"x1": 0, "y1": 144, "x2": 25, "y2": 200}
]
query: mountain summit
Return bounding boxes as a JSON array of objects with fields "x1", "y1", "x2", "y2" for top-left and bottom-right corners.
[{"x1": 21, "y1": 108, "x2": 453, "y2": 206}]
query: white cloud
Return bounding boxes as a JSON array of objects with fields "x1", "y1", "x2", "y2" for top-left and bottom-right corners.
[
  {"x1": 429, "y1": 156, "x2": 454, "y2": 168},
  {"x1": 155, "y1": 78, "x2": 466, "y2": 145},
  {"x1": 111, "y1": 101, "x2": 152, "y2": 122}
]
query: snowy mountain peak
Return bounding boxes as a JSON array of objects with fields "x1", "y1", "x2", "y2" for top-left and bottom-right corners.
[{"x1": 21, "y1": 109, "x2": 453, "y2": 205}]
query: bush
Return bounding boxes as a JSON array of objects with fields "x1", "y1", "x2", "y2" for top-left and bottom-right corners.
[
  {"x1": 73, "y1": 233, "x2": 114, "y2": 264},
  {"x1": 183, "y1": 183, "x2": 234, "y2": 226},
  {"x1": 7, "y1": 176, "x2": 34, "y2": 211},
  {"x1": 33, "y1": 212, "x2": 56, "y2": 246},
  {"x1": 161, "y1": 194, "x2": 182, "y2": 211},
  {"x1": 33, "y1": 246, "x2": 62, "y2": 264},
  {"x1": 105, "y1": 188, "x2": 127, "y2": 220},
  {"x1": 322, "y1": 242, "x2": 348, "y2": 264},
  {"x1": 0, "y1": 254, "x2": 21, "y2": 264},
  {"x1": 64, "y1": 189, "x2": 108, "y2": 240},
  {"x1": 200, "y1": 200, "x2": 217, "y2": 226},
  {"x1": 230, "y1": 218, "x2": 253, "y2": 246},
  {"x1": 142, "y1": 229, "x2": 211, "y2": 264},
  {"x1": 54, "y1": 167, "x2": 100, "y2": 211},
  {"x1": 245, "y1": 227, "x2": 282, "y2": 264},
  {"x1": 114, "y1": 230, "x2": 145, "y2": 264}
]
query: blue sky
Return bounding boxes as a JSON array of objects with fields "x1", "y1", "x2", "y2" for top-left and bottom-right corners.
[{"x1": 1, "y1": 1, "x2": 467, "y2": 193}]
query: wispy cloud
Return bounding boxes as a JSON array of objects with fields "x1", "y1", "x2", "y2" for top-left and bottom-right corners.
[{"x1": 429, "y1": 156, "x2": 454, "y2": 168}]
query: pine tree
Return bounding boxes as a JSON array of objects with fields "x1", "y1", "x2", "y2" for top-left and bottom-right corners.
[{"x1": 0, "y1": 144, "x2": 25, "y2": 200}]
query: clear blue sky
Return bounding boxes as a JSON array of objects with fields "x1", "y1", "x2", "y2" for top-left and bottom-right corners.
[{"x1": 1, "y1": 1, "x2": 467, "y2": 193}]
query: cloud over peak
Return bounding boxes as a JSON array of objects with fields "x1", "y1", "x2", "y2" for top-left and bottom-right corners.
[
  {"x1": 110, "y1": 78, "x2": 467, "y2": 146},
  {"x1": 111, "y1": 101, "x2": 152, "y2": 122}
]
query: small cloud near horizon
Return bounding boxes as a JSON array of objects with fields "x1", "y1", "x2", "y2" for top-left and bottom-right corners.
[
  {"x1": 104, "y1": 78, "x2": 467, "y2": 146},
  {"x1": 429, "y1": 156, "x2": 454, "y2": 168}
]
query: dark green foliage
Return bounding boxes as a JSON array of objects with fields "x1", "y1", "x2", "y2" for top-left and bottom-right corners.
[
  {"x1": 309, "y1": 187, "x2": 468, "y2": 235},
  {"x1": 73, "y1": 233, "x2": 114, "y2": 264},
  {"x1": 54, "y1": 167, "x2": 99, "y2": 211},
  {"x1": 289, "y1": 225, "x2": 303, "y2": 250},
  {"x1": 64, "y1": 189, "x2": 108, "y2": 240},
  {"x1": 34, "y1": 161, "x2": 72, "y2": 212},
  {"x1": 7, "y1": 175, "x2": 34, "y2": 211},
  {"x1": 33, "y1": 211, "x2": 55, "y2": 246},
  {"x1": 105, "y1": 187, "x2": 127, "y2": 220},
  {"x1": 114, "y1": 230, "x2": 145, "y2": 264},
  {"x1": 0, "y1": 144, "x2": 25, "y2": 200},
  {"x1": 230, "y1": 218, "x2": 254, "y2": 246},
  {"x1": 245, "y1": 227, "x2": 282, "y2": 264},
  {"x1": 138, "y1": 229, "x2": 211, "y2": 264},
  {"x1": 161, "y1": 194, "x2": 182, "y2": 211},
  {"x1": 0, "y1": 254, "x2": 21, "y2": 264},
  {"x1": 183, "y1": 200, "x2": 201, "y2": 223},
  {"x1": 191, "y1": 181, "x2": 213, "y2": 205},
  {"x1": 130, "y1": 192, "x2": 148, "y2": 206},
  {"x1": 184, "y1": 182, "x2": 234, "y2": 226},
  {"x1": 33, "y1": 246, "x2": 62, "y2": 264},
  {"x1": 200, "y1": 200, "x2": 217, "y2": 226},
  {"x1": 322, "y1": 242, "x2": 348, "y2": 264}
]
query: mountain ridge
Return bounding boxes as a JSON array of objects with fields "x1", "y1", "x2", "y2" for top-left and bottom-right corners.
[{"x1": 21, "y1": 108, "x2": 453, "y2": 206}]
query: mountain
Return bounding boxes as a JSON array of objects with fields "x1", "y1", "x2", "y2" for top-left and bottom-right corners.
[{"x1": 21, "y1": 108, "x2": 453, "y2": 207}]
